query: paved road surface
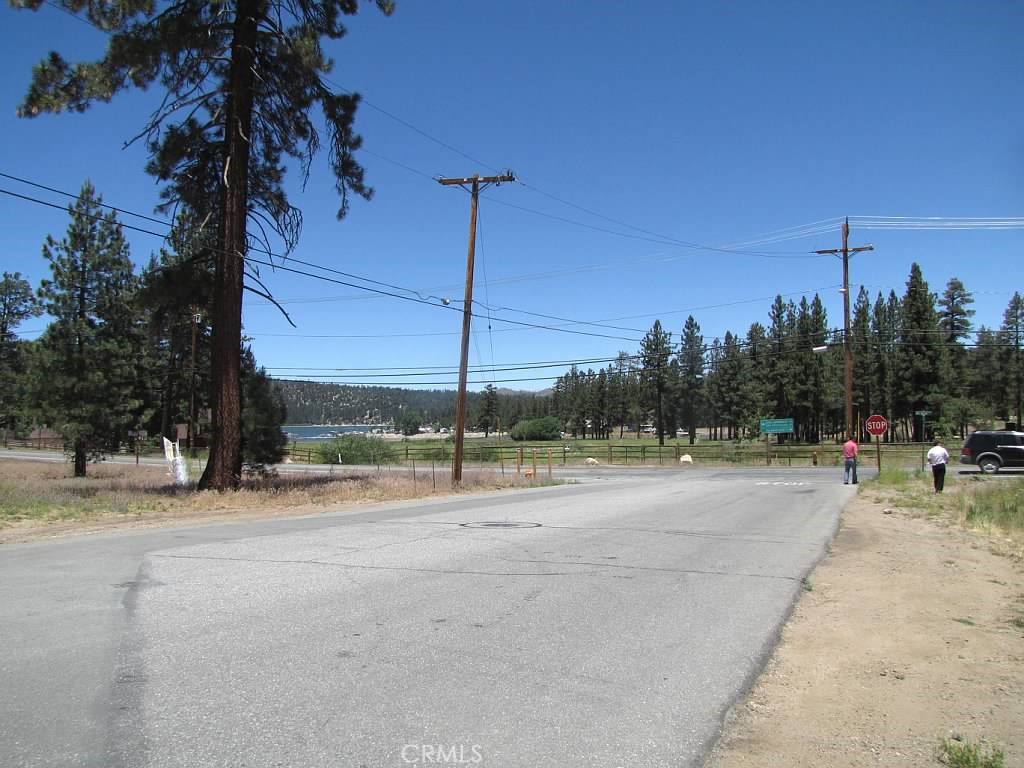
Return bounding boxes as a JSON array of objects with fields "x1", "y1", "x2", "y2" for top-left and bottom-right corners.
[{"x1": 1, "y1": 467, "x2": 855, "y2": 767}]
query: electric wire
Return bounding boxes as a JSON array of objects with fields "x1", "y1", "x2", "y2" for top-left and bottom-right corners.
[{"x1": 0, "y1": 175, "x2": 646, "y2": 339}]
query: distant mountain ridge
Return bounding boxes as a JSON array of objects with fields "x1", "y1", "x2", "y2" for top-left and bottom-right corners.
[{"x1": 273, "y1": 379, "x2": 551, "y2": 426}]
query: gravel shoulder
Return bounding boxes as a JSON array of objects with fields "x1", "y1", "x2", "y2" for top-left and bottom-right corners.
[{"x1": 706, "y1": 479, "x2": 1023, "y2": 767}]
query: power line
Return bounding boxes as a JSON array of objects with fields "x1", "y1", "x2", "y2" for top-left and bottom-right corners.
[
  {"x1": 264, "y1": 355, "x2": 627, "y2": 373},
  {"x1": 243, "y1": 253, "x2": 644, "y2": 342},
  {"x1": 0, "y1": 173, "x2": 643, "y2": 340},
  {"x1": 850, "y1": 215, "x2": 1024, "y2": 230}
]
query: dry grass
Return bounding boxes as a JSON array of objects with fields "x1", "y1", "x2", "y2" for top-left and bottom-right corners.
[
  {"x1": 0, "y1": 458, "x2": 552, "y2": 542},
  {"x1": 868, "y1": 469, "x2": 1024, "y2": 557}
]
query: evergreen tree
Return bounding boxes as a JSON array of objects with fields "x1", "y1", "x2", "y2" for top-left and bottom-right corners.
[
  {"x1": 677, "y1": 315, "x2": 704, "y2": 445},
  {"x1": 1001, "y1": 292, "x2": 1024, "y2": 427},
  {"x1": 745, "y1": 322, "x2": 770, "y2": 429},
  {"x1": 640, "y1": 320, "x2": 673, "y2": 446},
  {"x1": 871, "y1": 291, "x2": 902, "y2": 439},
  {"x1": 938, "y1": 278, "x2": 976, "y2": 436},
  {"x1": 240, "y1": 346, "x2": 287, "y2": 473},
  {"x1": 610, "y1": 351, "x2": 638, "y2": 438},
  {"x1": 851, "y1": 287, "x2": 874, "y2": 439},
  {"x1": 33, "y1": 182, "x2": 143, "y2": 476},
  {"x1": 971, "y1": 327, "x2": 1008, "y2": 425},
  {"x1": 478, "y1": 383, "x2": 499, "y2": 437},
  {"x1": 804, "y1": 295, "x2": 831, "y2": 441},
  {"x1": 137, "y1": 214, "x2": 215, "y2": 446},
  {"x1": 938, "y1": 278, "x2": 975, "y2": 343},
  {"x1": 15, "y1": 0, "x2": 395, "y2": 490},
  {"x1": 0, "y1": 272, "x2": 43, "y2": 439},
  {"x1": 703, "y1": 338, "x2": 723, "y2": 439},
  {"x1": 766, "y1": 296, "x2": 798, "y2": 428},
  {"x1": 897, "y1": 263, "x2": 948, "y2": 440},
  {"x1": 591, "y1": 369, "x2": 610, "y2": 440}
]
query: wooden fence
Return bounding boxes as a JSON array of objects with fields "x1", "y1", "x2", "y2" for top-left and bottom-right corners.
[
  {"x1": 283, "y1": 440, "x2": 933, "y2": 470},
  {"x1": 3, "y1": 436, "x2": 65, "y2": 450}
]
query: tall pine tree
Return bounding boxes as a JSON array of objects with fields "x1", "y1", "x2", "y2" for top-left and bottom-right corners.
[
  {"x1": 0, "y1": 272, "x2": 43, "y2": 440},
  {"x1": 15, "y1": 0, "x2": 395, "y2": 489},
  {"x1": 640, "y1": 321, "x2": 673, "y2": 446},
  {"x1": 33, "y1": 182, "x2": 144, "y2": 476}
]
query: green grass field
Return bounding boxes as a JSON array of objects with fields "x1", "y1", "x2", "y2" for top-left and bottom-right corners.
[{"x1": 285, "y1": 434, "x2": 934, "y2": 471}]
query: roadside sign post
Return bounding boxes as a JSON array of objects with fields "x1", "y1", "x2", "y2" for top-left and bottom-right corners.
[
  {"x1": 865, "y1": 415, "x2": 888, "y2": 473},
  {"x1": 759, "y1": 418, "x2": 795, "y2": 466},
  {"x1": 915, "y1": 410, "x2": 932, "y2": 470},
  {"x1": 128, "y1": 429, "x2": 147, "y2": 465}
]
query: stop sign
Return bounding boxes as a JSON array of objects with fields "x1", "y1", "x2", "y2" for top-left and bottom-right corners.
[{"x1": 865, "y1": 414, "x2": 888, "y2": 436}]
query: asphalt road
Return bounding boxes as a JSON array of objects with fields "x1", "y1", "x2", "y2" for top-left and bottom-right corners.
[{"x1": 1, "y1": 466, "x2": 857, "y2": 767}]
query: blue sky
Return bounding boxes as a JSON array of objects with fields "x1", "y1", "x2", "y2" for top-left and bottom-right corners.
[{"x1": 1, "y1": 1, "x2": 1021, "y2": 392}]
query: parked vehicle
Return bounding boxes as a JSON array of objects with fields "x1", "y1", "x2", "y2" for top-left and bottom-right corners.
[{"x1": 959, "y1": 430, "x2": 1024, "y2": 473}]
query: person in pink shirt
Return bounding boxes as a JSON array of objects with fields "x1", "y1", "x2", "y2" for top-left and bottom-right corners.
[{"x1": 842, "y1": 437, "x2": 859, "y2": 484}]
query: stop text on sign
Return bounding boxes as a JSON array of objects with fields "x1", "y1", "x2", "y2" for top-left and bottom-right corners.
[{"x1": 865, "y1": 414, "x2": 888, "y2": 436}]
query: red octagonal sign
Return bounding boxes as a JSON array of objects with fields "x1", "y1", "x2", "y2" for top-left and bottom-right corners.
[{"x1": 865, "y1": 414, "x2": 888, "y2": 436}]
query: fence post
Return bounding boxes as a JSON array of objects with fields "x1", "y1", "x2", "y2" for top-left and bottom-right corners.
[
  {"x1": 641, "y1": 445, "x2": 646, "y2": 464},
  {"x1": 531, "y1": 448, "x2": 537, "y2": 480},
  {"x1": 608, "y1": 443, "x2": 612, "y2": 465},
  {"x1": 516, "y1": 448, "x2": 522, "y2": 476},
  {"x1": 412, "y1": 459, "x2": 417, "y2": 490},
  {"x1": 547, "y1": 448, "x2": 553, "y2": 480}
]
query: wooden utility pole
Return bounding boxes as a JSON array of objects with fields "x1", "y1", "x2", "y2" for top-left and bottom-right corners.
[
  {"x1": 437, "y1": 172, "x2": 515, "y2": 485},
  {"x1": 815, "y1": 218, "x2": 873, "y2": 441}
]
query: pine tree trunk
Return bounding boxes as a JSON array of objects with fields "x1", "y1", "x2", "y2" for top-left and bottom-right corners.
[
  {"x1": 73, "y1": 440, "x2": 87, "y2": 478},
  {"x1": 199, "y1": 0, "x2": 259, "y2": 491}
]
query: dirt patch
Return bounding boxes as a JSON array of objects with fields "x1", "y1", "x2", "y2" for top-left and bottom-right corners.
[{"x1": 707, "y1": 478, "x2": 1023, "y2": 767}]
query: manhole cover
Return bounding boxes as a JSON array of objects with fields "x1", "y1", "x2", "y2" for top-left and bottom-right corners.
[{"x1": 459, "y1": 521, "x2": 541, "y2": 529}]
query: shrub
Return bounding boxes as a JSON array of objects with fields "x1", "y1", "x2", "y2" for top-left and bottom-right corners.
[
  {"x1": 396, "y1": 412, "x2": 422, "y2": 437},
  {"x1": 316, "y1": 434, "x2": 396, "y2": 465},
  {"x1": 938, "y1": 736, "x2": 1005, "y2": 768},
  {"x1": 510, "y1": 416, "x2": 561, "y2": 441}
]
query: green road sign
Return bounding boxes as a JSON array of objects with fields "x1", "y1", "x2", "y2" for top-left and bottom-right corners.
[{"x1": 760, "y1": 418, "x2": 794, "y2": 434}]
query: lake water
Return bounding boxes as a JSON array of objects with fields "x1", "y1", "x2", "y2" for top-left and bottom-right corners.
[{"x1": 283, "y1": 425, "x2": 391, "y2": 442}]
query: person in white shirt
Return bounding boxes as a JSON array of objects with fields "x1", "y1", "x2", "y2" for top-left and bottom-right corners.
[{"x1": 926, "y1": 439, "x2": 950, "y2": 493}]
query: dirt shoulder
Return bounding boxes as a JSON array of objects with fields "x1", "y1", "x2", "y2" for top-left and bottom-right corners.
[{"x1": 706, "y1": 479, "x2": 1023, "y2": 767}]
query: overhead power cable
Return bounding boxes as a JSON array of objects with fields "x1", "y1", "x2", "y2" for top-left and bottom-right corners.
[
  {"x1": 0, "y1": 173, "x2": 641, "y2": 339},
  {"x1": 850, "y1": 215, "x2": 1024, "y2": 230}
]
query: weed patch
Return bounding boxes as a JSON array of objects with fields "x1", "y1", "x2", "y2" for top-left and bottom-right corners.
[
  {"x1": 938, "y1": 736, "x2": 1005, "y2": 768},
  {"x1": 958, "y1": 479, "x2": 1024, "y2": 536}
]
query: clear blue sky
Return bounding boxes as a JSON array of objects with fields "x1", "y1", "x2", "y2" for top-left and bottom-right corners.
[{"x1": 1, "y1": 1, "x2": 1021, "y2": 391}]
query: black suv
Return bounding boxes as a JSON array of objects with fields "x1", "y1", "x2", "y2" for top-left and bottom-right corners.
[{"x1": 959, "y1": 430, "x2": 1024, "y2": 473}]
